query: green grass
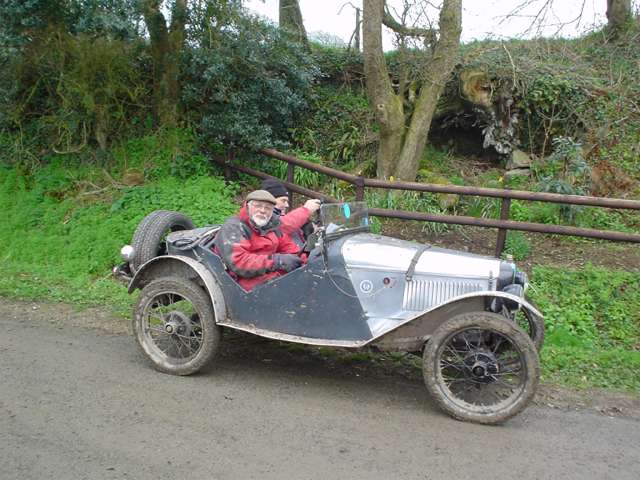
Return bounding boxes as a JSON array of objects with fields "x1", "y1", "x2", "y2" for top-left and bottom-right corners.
[
  {"x1": 529, "y1": 265, "x2": 640, "y2": 391},
  {"x1": 268, "y1": 150, "x2": 323, "y2": 188},
  {"x1": 504, "y1": 231, "x2": 532, "y2": 261},
  {"x1": 364, "y1": 189, "x2": 452, "y2": 234},
  {"x1": 0, "y1": 131, "x2": 238, "y2": 316}
]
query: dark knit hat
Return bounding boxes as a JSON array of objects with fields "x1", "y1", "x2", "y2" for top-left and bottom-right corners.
[{"x1": 261, "y1": 178, "x2": 288, "y2": 198}]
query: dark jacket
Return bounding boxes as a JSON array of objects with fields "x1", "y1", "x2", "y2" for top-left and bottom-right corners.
[{"x1": 213, "y1": 204, "x2": 309, "y2": 291}]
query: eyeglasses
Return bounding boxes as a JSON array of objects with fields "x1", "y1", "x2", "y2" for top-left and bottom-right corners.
[{"x1": 250, "y1": 201, "x2": 274, "y2": 212}]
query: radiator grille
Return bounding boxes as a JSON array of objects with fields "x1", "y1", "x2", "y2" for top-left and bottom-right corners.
[{"x1": 402, "y1": 279, "x2": 484, "y2": 311}]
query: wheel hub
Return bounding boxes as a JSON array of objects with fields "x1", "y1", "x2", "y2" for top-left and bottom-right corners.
[
  {"x1": 163, "y1": 311, "x2": 192, "y2": 336},
  {"x1": 464, "y1": 351, "x2": 499, "y2": 383}
]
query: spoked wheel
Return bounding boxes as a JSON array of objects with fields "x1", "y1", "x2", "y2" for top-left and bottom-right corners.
[
  {"x1": 133, "y1": 276, "x2": 221, "y2": 375},
  {"x1": 423, "y1": 312, "x2": 539, "y2": 424}
]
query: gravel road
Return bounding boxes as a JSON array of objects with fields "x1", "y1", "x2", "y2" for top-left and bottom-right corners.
[{"x1": 1, "y1": 300, "x2": 639, "y2": 480}]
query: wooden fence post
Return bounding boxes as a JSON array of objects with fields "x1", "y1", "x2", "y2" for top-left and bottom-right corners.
[
  {"x1": 286, "y1": 162, "x2": 295, "y2": 205},
  {"x1": 223, "y1": 150, "x2": 235, "y2": 180},
  {"x1": 495, "y1": 197, "x2": 512, "y2": 258},
  {"x1": 355, "y1": 176, "x2": 365, "y2": 201}
]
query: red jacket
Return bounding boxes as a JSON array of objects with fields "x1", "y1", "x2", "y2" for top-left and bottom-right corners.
[
  {"x1": 279, "y1": 207, "x2": 312, "y2": 248},
  {"x1": 213, "y1": 204, "x2": 310, "y2": 291}
]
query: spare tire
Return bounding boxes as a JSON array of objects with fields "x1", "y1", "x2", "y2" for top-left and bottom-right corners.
[{"x1": 130, "y1": 210, "x2": 195, "y2": 272}]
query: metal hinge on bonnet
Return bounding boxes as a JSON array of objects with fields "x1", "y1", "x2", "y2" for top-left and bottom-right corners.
[{"x1": 405, "y1": 245, "x2": 431, "y2": 282}]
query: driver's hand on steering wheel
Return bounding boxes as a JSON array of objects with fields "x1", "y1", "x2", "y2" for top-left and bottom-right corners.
[{"x1": 303, "y1": 199, "x2": 321, "y2": 213}]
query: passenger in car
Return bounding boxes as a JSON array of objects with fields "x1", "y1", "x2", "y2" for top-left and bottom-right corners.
[
  {"x1": 261, "y1": 178, "x2": 291, "y2": 216},
  {"x1": 213, "y1": 190, "x2": 315, "y2": 291},
  {"x1": 261, "y1": 178, "x2": 319, "y2": 249}
]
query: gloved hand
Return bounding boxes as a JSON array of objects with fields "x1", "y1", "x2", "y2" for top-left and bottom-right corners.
[
  {"x1": 303, "y1": 199, "x2": 322, "y2": 213},
  {"x1": 273, "y1": 253, "x2": 303, "y2": 272}
]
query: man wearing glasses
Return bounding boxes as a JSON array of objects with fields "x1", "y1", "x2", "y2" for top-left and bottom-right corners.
[{"x1": 213, "y1": 190, "x2": 319, "y2": 291}]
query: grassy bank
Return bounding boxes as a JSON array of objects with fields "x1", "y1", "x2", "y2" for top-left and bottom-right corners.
[
  {"x1": 530, "y1": 265, "x2": 640, "y2": 391},
  {"x1": 0, "y1": 131, "x2": 238, "y2": 316},
  {"x1": 1, "y1": 134, "x2": 638, "y2": 391}
]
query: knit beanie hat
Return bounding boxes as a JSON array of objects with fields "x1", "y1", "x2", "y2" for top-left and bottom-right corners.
[{"x1": 261, "y1": 178, "x2": 288, "y2": 198}]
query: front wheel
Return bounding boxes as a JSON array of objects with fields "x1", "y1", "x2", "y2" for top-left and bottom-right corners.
[
  {"x1": 423, "y1": 312, "x2": 539, "y2": 425},
  {"x1": 513, "y1": 304, "x2": 545, "y2": 352},
  {"x1": 133, "y1": 276, "x2": 221, "y2": 375}
]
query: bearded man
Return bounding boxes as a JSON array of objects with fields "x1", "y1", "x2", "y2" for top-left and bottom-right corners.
[{"x1": 213, "y1": 190, "x2": 314, "y2": 291}]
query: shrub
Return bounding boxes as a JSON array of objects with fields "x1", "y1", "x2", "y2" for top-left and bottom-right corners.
[
  {"x1": 310, "y1": 44, "x2": 364, "y2": 85},
  {"x1": 1, "y1": 31, "x2": 150, "y2": 156},
  {"x1": 521, "y1": 76, "x2": 586, "y2": 154},
  {"x1": 0, "y1": 0, "x2": 148, "y2": 156},
  {"x1": 462, "y1": 27, "x2": 640, "y2": 185},
  {"x1": 181, "y1": 15, "x2": 318, "y2": 150},
  {"x1": 109, "y1": 127, "x2": 213, "y2": 181},
  {"x1": 291, "y1": 85, "x2": 374, "y2": 169}
]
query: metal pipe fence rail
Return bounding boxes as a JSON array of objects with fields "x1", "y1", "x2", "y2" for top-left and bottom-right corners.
[{"x1": 213, "y1": 148, "x2": 640, "y2": 258}]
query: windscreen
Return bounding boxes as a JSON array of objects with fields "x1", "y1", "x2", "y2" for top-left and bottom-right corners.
[{"x1": 319, "y1": 202, "x2": 370, "y2": 235}]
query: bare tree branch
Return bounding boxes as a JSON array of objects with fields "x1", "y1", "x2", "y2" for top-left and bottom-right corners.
[
  {"x1": 382, "y1": 2, "x2": 435, "y2": 37},
  {"x1": 498, "y1": 0, "x2": 589, "y2": 37}
]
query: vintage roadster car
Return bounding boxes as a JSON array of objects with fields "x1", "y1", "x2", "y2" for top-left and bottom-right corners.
[{"x1": 115, "y1": 202, "x2": 544, "y2": 424}]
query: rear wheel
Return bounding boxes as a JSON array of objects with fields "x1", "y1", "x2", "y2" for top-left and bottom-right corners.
[
  {"x1": 133, "y1": 276, "x2": 220, "y2": 375},
  {"x1": 423, "y1": 311, "x2": 539, "y2": 425},
  {"x1": 130, "y1": 211, "x2": 195, "y2": 272}
]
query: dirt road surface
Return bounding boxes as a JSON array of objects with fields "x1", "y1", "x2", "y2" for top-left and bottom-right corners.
[{"x1": 2, "y1": 300, "x2": 639, "y2": 480}]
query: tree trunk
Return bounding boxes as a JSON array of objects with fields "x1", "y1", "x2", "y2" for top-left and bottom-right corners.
[
  {"x1": 607, "y1": 0, "x2": 632, "y2": 33},
  {"x1": 141, "y1": 0, "x2": 187, "y2": 126},
  {"x1": 395, "y1": 0, "x2": 461, "y2": 181},
  {"x1": 363, "y1": 0, "x2": 405, "y2": 179},
  {"x1": 363, "y1": 0, "x2": 462, "y2": 181},
  {"x1": 279, "y1": 0, "x2": 308, "y2": 49}
]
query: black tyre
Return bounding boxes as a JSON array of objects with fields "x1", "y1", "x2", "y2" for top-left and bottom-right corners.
[
  {"x1": 423, "y1": 311, "x2": 539, "y2": 425},
  {"x1": 130, "y1": 211, "x2": 195, "y2": 272},
  {"x1": 133, "y1": 276, "x2": 221, "y2": 375},
  {"x1": 513, "y1": 302, "x2": 545, "y2": 352}
]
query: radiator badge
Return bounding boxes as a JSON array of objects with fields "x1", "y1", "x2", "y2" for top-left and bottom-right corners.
[{"x1": 359, "y1": 279, "x2": 373, "y2": 293}]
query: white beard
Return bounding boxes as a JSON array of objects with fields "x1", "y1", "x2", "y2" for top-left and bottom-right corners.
[{"x1": 251, "y1": 214, "x2": 269, "y2": 227}]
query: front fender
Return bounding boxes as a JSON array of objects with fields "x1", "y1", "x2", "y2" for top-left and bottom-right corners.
[
  {"x1": 128, "y1": 255, "x2": 227, "y2": 324},
  {"x1": 472, "y1": 290, "x2": 542, "y2": 318},
  {"x1": 369, "y1": 290, "x2": 542, "y2": 352}
]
